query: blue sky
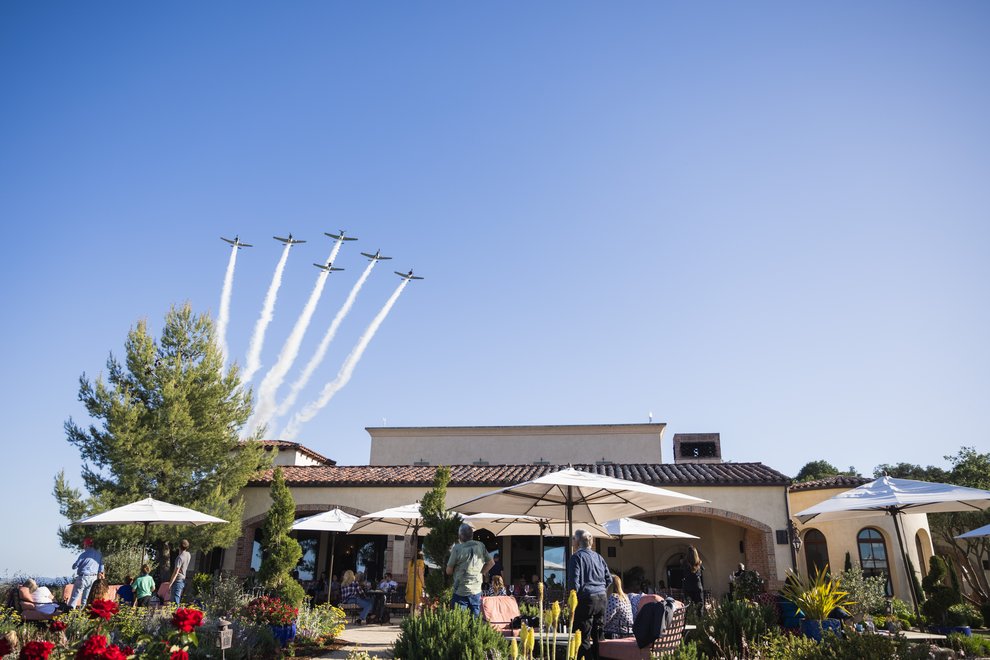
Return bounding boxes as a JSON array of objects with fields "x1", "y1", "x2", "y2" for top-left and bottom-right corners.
[{"x1": 2, "y1": 2, "x2": 988, "y2": 576}]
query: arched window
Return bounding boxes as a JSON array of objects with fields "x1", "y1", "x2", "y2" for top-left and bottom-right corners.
[
  {"x1": 857, "y1": 527, "x2": 892, "y2": 595},
  {"x1": 915, "y1": 531, "x2": 929, "y2": 577},
  {"x1": 803, "y1": 529, "x2": 829, "y2": 576}
]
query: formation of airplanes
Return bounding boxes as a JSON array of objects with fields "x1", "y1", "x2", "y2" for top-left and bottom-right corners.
[{"x1": 222, "y1": 233, "x2": 423, "y2": 281}]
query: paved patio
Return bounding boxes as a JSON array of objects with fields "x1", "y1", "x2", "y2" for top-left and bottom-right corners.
[{"x1": 317, "y1": 622, "x2": 401, "y2": 658}]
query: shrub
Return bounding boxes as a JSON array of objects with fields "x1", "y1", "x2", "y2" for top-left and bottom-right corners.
[
  {"x1": 780, "y1": 565, "x2": 852, "y2": 621},
  {"x1": 196, "y1": 572, "x2": 249, "y2": 618},
  {"x1": 241, "y1": 595, "x2": 298, "y2": 626},
  {"x1": 666, "y1": 640, "x2": 705, "y2": 659},
  {"x1": 294, "y1": 603, "x2": 346, "y2": 644},
  {"x1": 259, "y1": 468, "x2": 306, "y2": 607},
  {"x1": 945, "y1": 632, "x2": 990, "y2": 657},
  {"x1": 392, "y1": 606, "x2": 510, "y2": 659},
  {"x1": 696, "y1": 599, "x2": 776, "y2": 659},
  {"x1": 836, "y1": 566, "x2": 886, "y2": 617},
  {"x1": 731, "y1": 570, "x2": 766, "y2": 601},
  {"x1": 946, "y1": 602, "x2": 982, "y2": 628}
]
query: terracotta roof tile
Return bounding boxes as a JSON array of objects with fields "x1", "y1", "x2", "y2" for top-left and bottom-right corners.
[
  {"x1": 249, "y1": 462, "x2": 791, "y2": 488},
  {"x1": 788, "y1": 475, "x2": 870, "y2": 492}
]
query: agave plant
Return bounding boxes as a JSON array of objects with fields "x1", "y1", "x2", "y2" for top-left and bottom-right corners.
[{"x1": 781, "y1": 564, "x2": 854, "y2": 621}]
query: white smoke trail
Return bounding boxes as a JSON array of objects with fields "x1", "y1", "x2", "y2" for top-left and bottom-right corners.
[
  {"x1": 274, "y1": 259, "x2": 378, "y2": 419},
  {"x1": 242, "y1": 243, "x2": 292, "y2": 383},
  {"x1": 248, "y1": 240, "x2": 344, "y2": 431},
  {"x1": 281, "y1": 279, "x2": 409, "y2": 440},
  {"x1": 216, "y1": 245, "x2": 238, "y2": 365}
]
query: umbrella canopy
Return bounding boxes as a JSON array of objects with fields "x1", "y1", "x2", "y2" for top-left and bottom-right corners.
[
  {"x1": 957, "y1": 523, "x2": 990, "y2": 539},
  {"x1": 794, "y1": 476, "x2": 990, "y2": 610},
  {"x1": 602, "y1": 517, "x2": 698, "y2": 541},
  {"x1": 73, "y1": 497, "x2": 228, "y2": 526},
  {"x1": 795, "y1": 476, "x2": 990, "y2": 523},
  {"x1": 451, "y1": 467, "x2": 709, "y2": 532},
  {"x1": 349, "y1": 503, "x2": 428, "y2": 536},
  {"x1": 465, "y1": 513, "x2": 610, "y2": 537},
  {"x1": 291, "y1": 509, "x2": 358, "y2": 533}
]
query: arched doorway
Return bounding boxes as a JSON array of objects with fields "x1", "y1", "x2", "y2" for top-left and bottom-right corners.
[{"x1": 803, "y1": 529, "x2": 829, "y2": 576}]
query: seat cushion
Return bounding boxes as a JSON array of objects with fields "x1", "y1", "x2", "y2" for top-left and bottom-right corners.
[
  {"x1": 599, "y1": 638, "x2": 649, "y2": 660},
  {"x1": 481, "y1": 595, "x2": 520, "y2": 634}
]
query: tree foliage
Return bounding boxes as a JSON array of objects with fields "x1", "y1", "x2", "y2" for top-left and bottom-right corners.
[
  {"x1": 54, "y1": 304, "x2": 270, "y2": 561},
  {"x1": 259, "y1": 467, "x2": 306, "y2": 606},
  {"x1": 420, "y1": 466, "x2": 462, "y2": 599},
  {"x1": 795, "y1": 460, "x2": 859, "y2": 483}
]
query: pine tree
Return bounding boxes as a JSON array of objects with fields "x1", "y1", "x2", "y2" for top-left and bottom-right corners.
[
  {"x1": 259, "y1": 467, "x2": 306, "y2": 606},
  {"x1": 54, "y1": 304, "x2": 270, "y2": 566},
  {"x1": 420, "y1": 466, "x2": 462, "y2": 599}
]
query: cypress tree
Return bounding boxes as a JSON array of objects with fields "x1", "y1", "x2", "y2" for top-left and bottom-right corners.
[{"x1": 259, "y1": 467, "x2": 306, "y2": 606}]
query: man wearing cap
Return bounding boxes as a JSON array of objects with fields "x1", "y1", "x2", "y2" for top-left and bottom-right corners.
[
  {"x1": 69, "y1": 538, "x2": 104, "y2": 608},
  {"x1": 445, "y1": 522, "x2": 494, "y2": 616}
]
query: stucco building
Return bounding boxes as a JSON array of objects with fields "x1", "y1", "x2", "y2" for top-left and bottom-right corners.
[{"x1": 220, "y1": 423, "x2": 933, "y2": 604}]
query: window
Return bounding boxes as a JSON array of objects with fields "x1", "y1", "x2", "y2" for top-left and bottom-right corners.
[
  {"x1": 803, "y1": 529, "x2": 829, "y2": 576},
  {"x1": 857, "y1": 528, "x2": 892, "y2": 595}
]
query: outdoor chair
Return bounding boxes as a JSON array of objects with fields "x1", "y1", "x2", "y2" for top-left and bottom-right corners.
[
  {"x1": 481, "y1": 595, "x2": 520, "y2": 637},
  {"x1": 385, "y1": 588, "x2": 410, "y2": 619},
  {"x1": 599, "y1": 596, "x2": 686, "y2": 660}
]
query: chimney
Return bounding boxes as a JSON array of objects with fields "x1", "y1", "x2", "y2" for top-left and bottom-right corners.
[{"x1": 672, "y1": 433, "x2": 722, "y2": 464}]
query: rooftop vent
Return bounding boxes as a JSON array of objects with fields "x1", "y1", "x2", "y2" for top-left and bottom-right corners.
[{"x1": 672, "y1": 433, "x2": 722, "y2": 464}]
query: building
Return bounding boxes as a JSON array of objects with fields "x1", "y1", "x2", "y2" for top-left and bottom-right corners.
[{"x1": 220, "y1": 423, "x2": 933, "y2": 603}]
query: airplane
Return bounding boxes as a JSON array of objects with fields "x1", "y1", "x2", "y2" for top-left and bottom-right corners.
[
  {"x1": 273, "y1": 234, "x2": 306, "y2": 245},
  {"x1": 313, "y1": 261, "x2": 345, "y2": 273},
  {"x1": 394, "y1": 269, "x2": 424, "y2": 280},
  {"x1": 220, "y1": 236, "x2": 253, "y2": 249},
  {"x1": 325, "y1": 230, "x2": 358, "y2": 242},
  {"x1": 360, "y1": 249, "x2": 392, "y2": 262}
]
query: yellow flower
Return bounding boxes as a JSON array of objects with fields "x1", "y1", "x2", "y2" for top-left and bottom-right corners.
[
  {"x1": 551, "y1": 600, "x2": 561, "y2": 624},
  {"x1": 538, "y1": 581, "x2": 544, "y2": 601},
  {"x1": 573, "y1": 629, "x2": 582, "y2": 658},
  {"x1": 510, "y1": 637, "x2": 519, "y2": 660},
  {"x1": 568, "y1": 589, "x2": 578, "y2": 631}
]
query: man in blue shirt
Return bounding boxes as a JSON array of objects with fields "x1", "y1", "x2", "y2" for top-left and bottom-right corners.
[
  {"x1": 70, "y1": 538, "x2": 104, "y2": 608},
  {"x1": 566, "y1": 529, "x2": 612, "y2": 660}
]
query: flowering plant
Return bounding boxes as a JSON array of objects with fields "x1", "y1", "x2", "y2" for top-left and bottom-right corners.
[
  {"x1": 48, "y1": 620, "x2": 67, "y2": 633},
  {"x1": 241, "y1": 596, "x2": 298, "y2": 626},
  {"x1": 87, "y1": 600, "x2": 119, "y2": 622},
  {"x1": 170, "y1": 609, "x2": 204, "y2": 634},
  {"x1": 0, "y1": 637, "x2": 13, "y2": 657},
  {"x1": 18, "y1": 640, "x2": 55, "y2": 660}
]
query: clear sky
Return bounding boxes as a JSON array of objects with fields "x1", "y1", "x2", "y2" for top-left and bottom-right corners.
[{"x1": 2, "y1": 2, "x2": 988, "y2": 576}]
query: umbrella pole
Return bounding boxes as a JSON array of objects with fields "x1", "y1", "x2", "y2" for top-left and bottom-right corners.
[
  {"x1": 139, "y1": 522, "x2": 149, "y2": 575},
  {"x1": 891, "y1": 509, "x2": 920, "y2": 612},
  {"x1": 566, "y1": 487, "x2": 574, "y2": 565},
  {"x1": 328, "y1": 532, "x2": 336, "y2": 588},
  {"x1": 411, "y1": 523, "x2": 420, "y2": 618},
  {"x1": 539, "y1": 521, "x2": 546, "y2": 584}
]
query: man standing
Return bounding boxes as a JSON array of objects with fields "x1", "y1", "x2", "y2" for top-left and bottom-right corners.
[
  {"x1": 169, "y1": 539, "x2": 191, "y2": 604},
  {"x1": 567, "y1": 529, "x2": 612, "y2": 660},
  {"x1": 445, "y1": 522, "x2": 494, "y2": 616},
  {"x1": 69, "y1": 538, "x2": 103, "y2": 608}
]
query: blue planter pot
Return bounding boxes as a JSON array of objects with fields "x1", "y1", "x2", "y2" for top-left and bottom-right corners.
[
  {"x1": 778, "y1": 600, "x2": 804, "y2": 629},
  {"x1": 800, "y1": 618, "x2": 841, "y2": 642},
  {"x1": 270, "y1": 623, "x2": 297, "y2": 647},
  {"x1": 931, "y1": 625, "x2": 972, "y2": 637}
]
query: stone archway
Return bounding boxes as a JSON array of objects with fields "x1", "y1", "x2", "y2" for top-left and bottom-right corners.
[{"x1": 644, "y1": 505, "x2": 782, "y2": 591}]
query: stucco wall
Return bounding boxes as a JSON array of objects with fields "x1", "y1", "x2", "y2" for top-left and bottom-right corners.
[{"x1": 367, "y1": 424, "x2": 665, "y2": 466}]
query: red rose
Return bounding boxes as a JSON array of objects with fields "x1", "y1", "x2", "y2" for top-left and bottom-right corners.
[
  {"x1": 171, "y1": 608, "x2": 204, "y2": 633},
  {"x1": 76, "y1": 634, "x2": 108, "y2": 660},
  {"x1": 100, "y1": 646, "x2": 127, "y2": 660},
  {"x1": 87, "y1": 600, "x2": 119, "y2": 621},
  {"x1": 19, "y1": 641, "x2": 55, "y2": 660},
  {"x1": 119, "y1": 648, "x2": 133, "y2": 658},
  {"x1": 49, "y1": 619, "x2": 67, "y2": 632},
  {"x1": 0, "y1": 638, "x2": 13, "y2": 656},
  {"x1": 170, "y1": 652, "x2": 189, "y2": 660}
]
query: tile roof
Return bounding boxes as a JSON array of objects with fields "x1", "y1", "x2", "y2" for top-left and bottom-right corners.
[
  {"x1": 788, "y1": 475, "x2": 870, "y2": 492},
  {"x1": 255, "y1": 440, "x2": 337, "y2": 466},
  {"x1": 249, "y1": 462, "x2": 790, "y2": 488}
]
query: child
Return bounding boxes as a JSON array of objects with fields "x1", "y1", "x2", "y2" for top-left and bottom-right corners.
[
  {"x1": 133, "y1": 564, "x2": 156, "y2": 607},
  {"x1": 116, "y1": 575, "x2": 135, "y2": 606}
]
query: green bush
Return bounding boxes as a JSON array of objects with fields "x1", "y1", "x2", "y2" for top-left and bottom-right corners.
[
  {"x1": 921, "y1": 555, "x2": 962, "y2": 625},
  {"x1": 664, "y1": 640, "x2": 705, "y2": 659},
  {"x1": 836, "y1": 566, "x2": 886, "y2": 617},
  {"x1": 756, "y1": 629, "x2": 929, "y2": 660},
  {"x1": 946, "y1": 602, "x2": 983, "y2": 628},
  {"x1": 945, "y1": 632, "x2": 990, "y2": 657},
  {"x1": 392, "y1": 606, "x2": 510, "y2": 659},
  {"x1": 295, "y1": 602, "x2": 346, "y2": 644},
  {"x1": 696, "y1": 599, "x2": 776, "y2": 658}
]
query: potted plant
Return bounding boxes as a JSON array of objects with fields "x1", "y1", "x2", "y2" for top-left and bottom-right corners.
[
  {"x1": 781, "y1": 565, "x2": 853, "y2": 642},
  {"x1": 242, "y1": 595, "x2": 300, "y2": 647}
]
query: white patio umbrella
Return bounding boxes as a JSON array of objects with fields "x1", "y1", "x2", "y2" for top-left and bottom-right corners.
[
  {"x1": 350, "y1": 503, "x2": 430, "y2": 612},
  {"x1": 73, "y1": 496, "x2": 228, "y2": 570},
  {"x1": 292, "y1": 509, "x2": 358, "y2": 584},
  {"x1": 795, "y1": 476, "x2": 990, "y2": 609},
  {"x1": 451, "y1": 468, "x2": 709, "y2": 570},
  {"x1": 601, "y1": 517, "x2": 699, "y2": 576},
  {"x1": 957, "y1": 523, "x2": 990, "y2": 539}
]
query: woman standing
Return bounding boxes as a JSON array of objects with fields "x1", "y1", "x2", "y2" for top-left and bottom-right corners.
[
  {"x1": 603, "y1": 574, "x2": 634, "y2": 639},
  {"x1": 684, "y1": 546, "x2": 705, "y2": 606},
  {"x1": 405, "y1": 550, "x2": 426, "y2": 612}
]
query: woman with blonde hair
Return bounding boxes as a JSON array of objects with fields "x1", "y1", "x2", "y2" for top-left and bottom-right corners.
[
  {"x1": 484, "y1": 574, "x2": 507, "y2": 597},
  {"x1": 603, "y1": 574, "x2": 634, "y2": 638},
  {"x1": 341, "y1": 569, "x2": 374, "y2": 624}
]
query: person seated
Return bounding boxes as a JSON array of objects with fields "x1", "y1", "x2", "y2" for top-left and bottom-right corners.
[
  {"x1": 133, "y1": 565, "x2": 156, "y2": 607},
  {"x1": 88, "y1": 577, "x2": 110, "y2": 603},
  {"x1": 340, "y1": 570, "x2": 374, "y2": 624},
  {"x1": 116, "y1": 575, "x2": 135, "y2": 606},
  {"x1": 18, "y1": 579, "x2": 59, "y2": 620},
  {"x1": 378, "y1": 572, "x2": 398, "y2": 592},
  {"x1": 603, "y1": 574, "x2": 634, "y2": 639},
  {"x1": 329, "y1": 574, "x2": 342, "y2": 605},
  {"x1": 484, "y1": 574, "x2": 508, "y2": 597}
]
